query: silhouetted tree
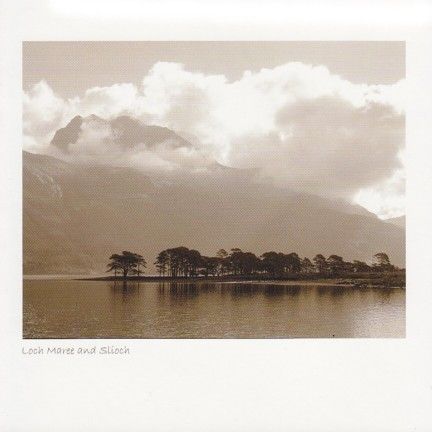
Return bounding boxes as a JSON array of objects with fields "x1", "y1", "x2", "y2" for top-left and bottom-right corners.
[
  {"x1": 372, "y1": 252, "x2": 393, "y2": 271},
  {"x1": 301, "y1": 257, "x2": 314, "y2": 273},
  {"x1": 327, "y1": 255, "x2": 344, "y2": 275},
  {"x1": 106, "y1": 261, "x2": 122, "y2": 277},
  {"x1": 217, "y1": 249, "x2": 228, "y2": 259},
  {"x1": 186, "y1": 249, "x2": 202, "y2": 277},
  {"x1": 352, "y1": 260, "x2": 371, "y2": 273},
  {"x1": 157, "y1": 246, "x2": 203, "y2": 277},
  {"x1": 216, "y1": 249, "x2": 230, "y2": 275},
  {"x1": 229, "y1": 249, "x2": 260, "y2": 275},
  {"x1": 154, "y1": 250, "x2": 169, "y2": 276},
  {"x1": 241, "y1": 252, "x2": 260, "y2": 275},
  {"x1": 151, "y1": 246, "x2": 396, "y2": 279},
  {"x1": 313, "y1": 254, "x2": 327, "y2": 273},
  {"x1": 200, "y1": 256, "x2": 219, "y2": 277},
  {"x1": 107, "y1": 251, "x2": 146, "y2": 278},
  {"x1": 261, "y1": 251, "x2": 285, "y2": 276},
  {"x1": 132, "y1": 254, "x2": 146, "y2": 276},
  {"x1": 229, "y1": 248, "x2": 244, "y2": 275},
  {"x1": 284, "y1": 252, "x2": 301, "y2": 273},
  {"x1": 164, "y1": 247, "x2": 187, "y2": 277}
]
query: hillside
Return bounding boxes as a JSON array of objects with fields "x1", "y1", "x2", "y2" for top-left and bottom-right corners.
[
  {"x1": 385, "y1": 215, "x2": 405, "y2": 229},
  {"x1": 23, "y1": 150, "x2": 405, "y2": 274}
]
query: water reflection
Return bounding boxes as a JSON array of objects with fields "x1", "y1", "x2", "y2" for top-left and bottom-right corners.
[
  {"x1": 109, "y1": 280, "x2": 141, "y2": 291},
  {"x1": 375, "y1": 287, "x2": 394, "y2": 304},
  {"x1": 23, "y1": 280, "x2": 406, "y2": 338},
  {"x1": 159, "y1": 282, "x2": 200, "y2": 299},
  {"x1": 230, "y1": 284, "x2": 259, "y2": 297},
  {"x1": 282, "y1": 286, "x2": 302, "y2": 297},
  {"x1": 110, "y1": 281, "x2": 141, "y2": 302}
]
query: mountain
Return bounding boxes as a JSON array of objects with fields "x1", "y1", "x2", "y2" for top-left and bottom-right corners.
[
  {"x1": 385, "y1": 215, "x2": 405, "y2": 229},
  {"x1": 23, "y1": 150, "x2": 405, "y2": 274},
  {"x1": 51, "y1": 114, "x2": 193, "y2": 152}
]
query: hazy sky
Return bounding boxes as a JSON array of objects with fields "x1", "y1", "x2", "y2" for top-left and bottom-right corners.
[
  {"x1": 23, "y1": 42, "x2": 405, "y2": 218},
  {"x1": 23, "y1": 42, "x2": 405, "y2": 96}
]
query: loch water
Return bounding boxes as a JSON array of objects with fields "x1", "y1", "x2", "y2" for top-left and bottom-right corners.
[{"x1": 23, "y1": 279, "x2": 405, "y2": 338}]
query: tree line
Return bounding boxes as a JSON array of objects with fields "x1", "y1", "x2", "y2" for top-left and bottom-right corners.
[{"x1": 107, "y1": 248, "x2": 397, "y2": 279}]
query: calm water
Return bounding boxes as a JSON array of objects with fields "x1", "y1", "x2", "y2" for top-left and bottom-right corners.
[{"x1": 23, "y1": 280, "x2": 405, "y2": 338}]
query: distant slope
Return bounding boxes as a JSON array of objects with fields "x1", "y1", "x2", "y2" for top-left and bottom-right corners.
[
  {"x1": 23, "y1": 151, "x2": 405, "y2": 274},
  {"x1": 385, "y1": 215, "x2": 405, "y2": 228}
]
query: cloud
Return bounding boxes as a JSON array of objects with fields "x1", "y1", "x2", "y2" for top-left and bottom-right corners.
[
  {"x1": 49, "y1": 116, "x2": 212, "y2": 172},
  {"x1": 229, "y1": 96, "x2": 404, "y2": 198},
  {"x1": 353, "y1": 150, "x2": 406, "y2": 219},
  {"x1": 77, "y1": 83, "x2": 142, "y2": 119},
  {"x1": 23, "y1": 61, "x2": 405, "y2": 215},
  {"x1": 23, "y1": 80, "x2": 68, "y2": 152}
]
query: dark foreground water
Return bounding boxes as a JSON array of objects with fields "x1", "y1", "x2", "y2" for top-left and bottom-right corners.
[{"x1": 23, "y1": 280, "x2": 405, "y2": 338}]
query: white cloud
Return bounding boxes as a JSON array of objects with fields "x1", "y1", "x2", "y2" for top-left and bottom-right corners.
[
  {"x1": 353, "y1": 150, "x2": 406, "y2": 219},
  {"x1": 23, "y1": 80, "x2": 68, "y2": 151},
  {"x1": 228, "y1": 96, "x2": 404, "y2": 198},
  {"x1": 23, "y1": 61, "x2": 405, "y2": 216},
  {"x1": 74, "y1": 83, "x2": 147, "y2": 119},
  {"x1": 45, "y1": 115, "x2": 212, "y2": 173}
]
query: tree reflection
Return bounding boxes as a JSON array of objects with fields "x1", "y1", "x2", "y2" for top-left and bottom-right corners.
[
  {"x1": 230, "y1": 284, "x2": 259, "y2": 298},
  {"x1": 158, "y1": 282, "x2": 199, "y2": 300},
  {"x1": 329, "y1": 286, "x2": 347, "y2": 297},
  {"x1": 284, "y1": 286, "x2": 302, "y2": 296},
  {"x1": 109, "y1": 280, "x2": 141, "y2": 304},
  {"x1": 375, "y1": 287, "x2": 396, "y2": 304},
  {"x1": 109, "y1": 280, "x2": 141, "y2": 291}
]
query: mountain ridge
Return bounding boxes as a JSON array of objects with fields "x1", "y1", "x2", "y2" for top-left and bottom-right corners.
[{"x1": 51, "y1": 114, "x2": 194, "y2": 153}]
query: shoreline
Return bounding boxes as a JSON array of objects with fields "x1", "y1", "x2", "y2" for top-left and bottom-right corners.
[{"x1": 72, "y1": 274, "x2": 405, "y2": 289}]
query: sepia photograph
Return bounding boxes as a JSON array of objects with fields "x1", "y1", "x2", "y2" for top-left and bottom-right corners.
[
  {"x1": 4, "y1": 1, "x2": 432, "y2": 431},
  {"x1": 23, "y1": 41, "x2": 406, "y2": 339}
]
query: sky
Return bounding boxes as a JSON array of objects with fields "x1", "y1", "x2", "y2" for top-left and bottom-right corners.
[{"x1": 22, "y1": 41, "x2": 405, "y2": 218}]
